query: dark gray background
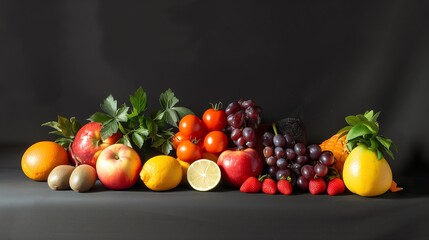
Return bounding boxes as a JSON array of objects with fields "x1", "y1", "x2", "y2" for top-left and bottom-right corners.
[{"x1": 1, "y1": 0, "x2": 428, "y2": 175}]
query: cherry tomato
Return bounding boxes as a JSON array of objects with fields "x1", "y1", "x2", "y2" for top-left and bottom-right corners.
[
  {"x1": 172, "y1": 131, "x2": 190, "y2": 150},
  {"x1": 202, "y1": 103, "x2": 227, "y2": 131},
  {"x1": 176, "y1": 139, "x2": 204, "y2": 163},
  {"x1": 178, "y1": 114, "x2": 205, "y2": 139},
  {"x1": 204, "y1": 131, "x2": 228, "y2": 154}
]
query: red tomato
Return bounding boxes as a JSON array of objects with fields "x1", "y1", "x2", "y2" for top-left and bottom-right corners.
[
  {"x1": 178, "y1": 114, "x2": 205, "y2": 139},
  {"x1": 202, "y1": 104, "x2": 227, "y2": 131},
  {"x1": 176, "y1": 140, "x2": 204, "y2": 163},
  {"x1": 171, "y1": 131, "x2": 190, "y2": 150},
  {"x1": 204, "y1": 131, "x2": 228, "y2": 154}
]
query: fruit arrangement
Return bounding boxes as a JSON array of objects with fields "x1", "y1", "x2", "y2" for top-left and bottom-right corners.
[{"x1": 20, "y1": 86, "x2": 402, "y2": 197}]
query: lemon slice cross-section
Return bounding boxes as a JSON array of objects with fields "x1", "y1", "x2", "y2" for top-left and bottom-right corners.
[{"x1": 187, "y1": 159, "x2": 221, "y2": 191}]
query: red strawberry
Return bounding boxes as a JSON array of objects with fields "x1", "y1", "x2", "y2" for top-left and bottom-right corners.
[
  {"x1": 309, "y1": 177, "x2": 326, "y2": 195},
  {"x1": 327, "y1": 178, "x2": 346, "y2": 196},
  {"x1": 277, "y1": 179, "x2": 293, "y2": 195},
  {"x1": 240, "y1": 176, "x2": 261, "y2": 193},
  {"x1": 262, "y1": 178, "x2": 277, "y2": 195}
]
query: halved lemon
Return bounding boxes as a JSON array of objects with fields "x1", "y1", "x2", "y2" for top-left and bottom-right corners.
[{"x1": 187, "y1": 159, "x2": 221, "y2": 191}]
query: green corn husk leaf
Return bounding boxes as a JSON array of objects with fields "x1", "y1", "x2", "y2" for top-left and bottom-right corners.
[
  {"x1": 376, "y1": 149, "x2": 384, "y2": 160},
  {"x1": 368, "y1": 138, "x2": 379, "y2": 151},
  {"x1": 345, "y1": 115, "x2": 361, "y2": 126},
  {"x1": 346, "y1": 123, "x2": 373, "y2": 142},
  {"x1": 361, "y1": 120, "x2": 379, "y2": 135},
  {"x1": 376, "y1": 135, "x2": 392, "y2": 150},
  {"x1": 340, "y1": 110, "x2": 396, "y2": 161}
]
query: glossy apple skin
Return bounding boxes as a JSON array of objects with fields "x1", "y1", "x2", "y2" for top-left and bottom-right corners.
[
  {"x1": 70, "y1": 122, "x2": 122, "y2": 168},
  {"x1": 96, "y1": 143, "x2": 142, "y2": 190},
  {"x1": 217, "y1": 148, "x2": 263, "y2": 188}
]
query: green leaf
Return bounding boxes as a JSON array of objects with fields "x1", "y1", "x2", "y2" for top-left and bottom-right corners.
[
  {"x1": 346, "y1": 139, "x2": 358, "y2": 152},
  {"x1": 163, "y1": 109, "x2": 179, "y2": 127},
  {"x1": 372, "y1": 111, "x2": 380, "y2": 122},
  {"x1": 135, "y1": 127, "x2": 149, "y2": 137},
  {"x1": 145, "y1": 118, "x2": 158, "y2": 138},
  {"x1": 346, "y1": 123, "x2": 373, "y2": 142},
  {"x1": 129, "y1": 87, "x2": 147, "y2": 115},
  {"x1": 100, "y1": 95, "x2": 118, "y2": 117},
  {"x1": 116, "y1": 104, "x2": 129, "y2": 122},
  {"x1": 172, "y1": 106, "x2": 193, "y2": 119},
  {"x1": 159, "y1": 88, "x2": 179, "y2": 110},
  {"x1": 118, "y1": 135, "x2": 132, "y2": 148},
  {"x1": 376, "y1": 136, "x2": 392, "y2": 150},
  {"x1": 54, "y1": 137, "x2": 74, "y2": 148},
  {"x1": 88, "y1": 112, "x2": 112, "y2": 123},
  {"x1": 368, "y1": 138, "x2": 379, "y2": 151},
  {"x1": 345, "y1": 116, "x2": 361, "y2": 126},
  {"x1": 383, "y1": 147, "x2": 395, "y2": 160},
  {"x1": 100, "y1": 121, "x2": 118, "y2": 140},
  {"x1": 364, "y1": 110, "x2": 374, "y2": 121},
  {"x1": 70, "y1": 117, "x2": 82, "y2": 135},
  {"x1": 161, "y1": 141, "x2": 173, "y2": 155},
  {"x1": 361, "y1": 120, "x2": 379, "y2": 135},
  {"x1": 356, "y1": 114, "x2": 367, "y2": 121},
  {"x1": 42, "y1": 115, "x2": 82, "y2": 140},
  {"x1": 376, "y1": 149, "x2": 383, "y2": 160},
  {"x1": 132, "y1": 132, "x2": 144, "y2": 148},
  {"x1": 151, "y1": 137, "x2": 166, "y2": 148}
]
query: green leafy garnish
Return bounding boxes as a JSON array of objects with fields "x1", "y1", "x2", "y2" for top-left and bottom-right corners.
[
  {"x1": 89, "y1": 87, "x2": 192, "y2": 155},
  {"x1": 41, "y1": 116, "x2": 82, "y2": 148},
  {"x1": 88, "y1": 95, "x2": 130, "y2": 140},
  {"x1": 338, "y1": 110, "x2": 397, "y2": 160}
]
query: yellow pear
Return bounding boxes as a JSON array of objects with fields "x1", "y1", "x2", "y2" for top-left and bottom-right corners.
[{"x1": 343, "y1": 145, "x2": 392, "y2": 197}]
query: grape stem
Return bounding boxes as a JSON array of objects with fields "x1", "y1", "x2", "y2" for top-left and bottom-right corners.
[{"x1": 272, "y1": 123, "x2": 279, "y2": 135}]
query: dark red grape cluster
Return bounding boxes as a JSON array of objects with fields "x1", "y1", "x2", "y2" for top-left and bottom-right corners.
[
  {"x1": 224, "y1": 99, "x2": 262, "y2": 149},
  {"x1": 262, "y1": 131, "x2": 339, "y2": 192}
]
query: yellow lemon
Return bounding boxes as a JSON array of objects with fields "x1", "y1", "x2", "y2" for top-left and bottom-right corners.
[
  {"x1": 140, "y1": 155, "x2": 182, "y2": 191},
  {"x1": 177, "y1": 158, "x2": 191, "y2": 185},
  {"x1": 342, "y1": 145, "x2": 392, "y2": 197}
]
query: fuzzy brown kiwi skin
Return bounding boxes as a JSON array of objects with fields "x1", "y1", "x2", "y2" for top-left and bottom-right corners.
[
  {"x1": 47, "y1": 165, "x2": 76, "y2": 190},
  {"x1": 69, "y1": 164, "x2": 97, "y2": 193}
]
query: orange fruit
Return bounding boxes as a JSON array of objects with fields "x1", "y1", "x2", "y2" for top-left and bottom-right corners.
[{"x1": 21, "y1": 141, "x2": 69, "y2": 181}]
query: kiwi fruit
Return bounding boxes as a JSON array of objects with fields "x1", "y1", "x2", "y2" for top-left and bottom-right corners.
[
  {"x1": 47, "y1": 165, "x2": 75, "y2": 190},
  {"x1": 69, "y1": 164, "x2": 97, "y2": 193}
]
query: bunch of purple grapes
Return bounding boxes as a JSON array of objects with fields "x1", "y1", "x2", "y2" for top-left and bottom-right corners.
[
  {"x1": 224, "y1": 99, "x2": 262, "y2": 148},
  {"x1": 262, "y1": 131, "x2": 338, "y2": 191}
]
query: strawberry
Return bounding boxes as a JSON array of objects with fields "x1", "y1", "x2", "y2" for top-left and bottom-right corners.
[
  {"x1": 327, "y1": 178, "x2": 346, "y2": 196},
  {"x1": 277, "y1": 179, "x2": 293, "y2": 195},
  {"x1": 262, "y1": 178, "x2": 277, "y2": 195},
  {"x1": 309, "y1": 177, "x2": 326, "y2": 195},
  {"x1": 240, "y1": 176, "x2": 262, "y2": 193}
]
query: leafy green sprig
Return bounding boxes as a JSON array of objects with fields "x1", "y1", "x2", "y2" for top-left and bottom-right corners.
[
  {"x1": 338, "y1": 110, "x2": 397, "y2": 160},
  {"x1": 41, "y1": 116, "x2": 82, "y2": 149},
  {"x1": 88, "y1": 87, "x2": 192, "y2": 154}
]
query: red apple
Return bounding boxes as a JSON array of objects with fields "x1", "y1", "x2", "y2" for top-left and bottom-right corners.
[
  {"x1": 217, "y1": 148, "x2": 263, "y2": 188},
  {"x1": 96, "y1": 143, "x2": 142, "y2": 190},
  {"x1": 69, "y1": 122, "x2": 122, "y2": 168}
]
